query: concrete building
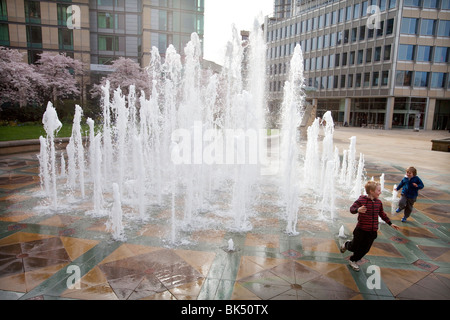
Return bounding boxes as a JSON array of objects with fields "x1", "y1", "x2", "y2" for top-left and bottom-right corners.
[{"x1": 265, "y1": 0, "x2": 450, "y2": 130}]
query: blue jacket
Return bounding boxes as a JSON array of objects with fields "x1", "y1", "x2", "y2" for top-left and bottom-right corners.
[{"x1": 396, "y1": 176, "x2": 424, "y2": 199}]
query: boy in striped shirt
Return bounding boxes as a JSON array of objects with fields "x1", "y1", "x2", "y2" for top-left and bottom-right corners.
[{"x1": 341, "y1": 181, "x2": 400, "y2": 271}]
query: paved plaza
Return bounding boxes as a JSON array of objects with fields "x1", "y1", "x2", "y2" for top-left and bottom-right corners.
[{"x1": 0, "y1": 127, "x2": 449, "y2": 300}]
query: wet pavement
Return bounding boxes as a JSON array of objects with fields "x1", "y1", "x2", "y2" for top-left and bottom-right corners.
[{"x1": 0, "y1": 128, "x2": 449, "y2": 300}]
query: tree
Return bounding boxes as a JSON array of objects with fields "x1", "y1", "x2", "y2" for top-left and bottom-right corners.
[
  {"x1": 0, "y1": 46, "x2": 45, "y2": 107},
  {"x1": 90, "y1": 57, "x2": 150, "y2": 99},
  {"x1": 34, "y1": 52, "x2": 83, "y2": 105}
]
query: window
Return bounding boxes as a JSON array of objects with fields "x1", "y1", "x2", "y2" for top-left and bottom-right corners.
[
  {"x1": 401, "y1": 18, "x2": 418, "y2": 34},
  {"x1": 346, "y1": 6, "x2": 352, "y2": 21},
  {"x1": 318, "y1": 15, "x2": 324, "y2": 28},
  {"x1": 430, "y1": 72, "x2": 447, "y2": 88},
  {"x1": 437, "y1": 20, "x2": 450, "y2": 37},
  {"x1": 354, "y1": 4, "x2": 360, "y2": 19},
  {"x1": 338, "y1": 8, "x2": 344, "y2": 23},
  {"x1": 356, "y1": 73, "x2": 362, "y2": 87},
  {"x1": 58, "y1": 28, "x2": 73, "y2": 50},
  {"x1": 364, "y1": 72, "x2": 370, "y2": 87},
  {"x1": 159, "y1": 33, "x2": 167, "y2": 54},
  {"x1": 0, "y1": 23, "x2": 9, "y2": 45},
  {"x1": 386, "y1": 18, "x2": 394, "y2": 35},
  {"x1": 350, "y1": 51, "x2": 355, "y2": 65},
  {"x1": 324, "y1": 34, "x2": 329, "y2": 48},
  {"x1": 375, "y1": 47, "x2": 381, "y2": 61},
  {"x1": 389, "y1": 0, "x2": 397, "y2": 9},
  {"x1": 442, "y1": 0, "x2": 450, "y2": 9},
  {"x1": 98, "y1": 13, "x2": 117, "y2": 29},
  {"x1": 0, "y1": 0, "x2": 7, "y2": 21},
  {"x1": 417, "y1": 46, "x2": 433, "y2": 62},
  {"x1": 342, "y1": 52, "x2": 347, "y2": 66},
  {"x1": 357, "y1": 49, "x2": 364, "y2": 64},
  {"x1": 434, "y1": 47, "x2": 449, "y2": 63},
  {"x1": 362, "y1": 1, "x2": 368, "y2": 17},
  {"x1": 330, "y1": 32, "x2": 336, "y2": 46},
  {"x1": 323, "y1": 55, "x2": 329, "y2": 69},
  {"x1": 333, "y1": 75, "x2": 338, "y2": 88},
  {"x1": 395, "y1": 70, "x2": 412, "y2": 86},
  {"x1": 366, "y1": 48, "x2": 372, "y2": 63},
  {"x1": 372, "y1": 71, "x2": 379, "y2": 86},
  {"x1": 25, "y1": 0, "x2": 40, "y2": 23},
  {"x1": 341, "y1": 75, "x2": 346, "y2": 88},
  {"x1": 329, "y1": 54, "x2": 335, "y2": 67},
  {"x1": 26, "y1": 25, "x2": 42, "y2": 48},
  {"x1": 344, "y1": 29, "x2": 349, "y2": 44},
  {"x1": 404, "y1": 0, "x2": 421, "y2": 6},
  {"x1": 331, "y1": 10, "x2": 337, "y2": 25},
  {"x1": 413, "y1": 71, "x2": 429, "y2": 87},
  {"x1": 324, "y1": 13, "x2": 330, "y2": 27},
  {"x1": 384, "y1": 45, "x2": 391, "y2": 60},
  {"x1": 351, "y1": 28, "x2": 357, "y2": 42},
  {"x1": 335, "y1": 53, "x2": 340, "y2": 67},
  {"x1": 359, "y1": 26, "x2": 366, "y2": 40},
  {"x1": 398, "y1": 44, "x2": 415, "y2": 60},
  {"x1": 377, "y1": 21, "x2": 384, "y2": 37},
  {"x1": 98, "y1": 35, "x2": 119, "y2": 51},
  {"x1": 420, "y1": 19, "x2": 436, "y2": 36},
  {"x1": 348, "y1": 74, "x2": 354, "y2": 88},
  {"x1": 382, "y1": 71, "x2": 389, "y2": 86},
  {"x1": 57, "y1": 4, "x2": 70, "y2": 26},
  {"x1": 159, "y1": 10, "x2": 168, "y2": 30},
  {"x1": 337, "y1": 31, "x2": 342, "y2": 45},
  {"x1": 423, "y1": 0, "x2": 438, "y2": 8}
]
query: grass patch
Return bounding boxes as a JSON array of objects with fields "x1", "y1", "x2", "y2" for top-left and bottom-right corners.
[{"x1": 0, "y1": 124, "x2": 90, "y2": 141}]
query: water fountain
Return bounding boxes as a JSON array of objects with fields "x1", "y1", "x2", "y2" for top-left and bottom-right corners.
[{"x1": 36, "y1": 18, "x2": 367, "y2": 244}]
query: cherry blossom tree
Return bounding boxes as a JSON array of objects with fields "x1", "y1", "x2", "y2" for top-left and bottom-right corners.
[
  {"x1": 34, "y1": 52, "x2": 84, "y2": 105},
  {"x1": 90, "y1": 57, "x2": 150, "y2": 99},
  {"x1": 0, "y1": 46, "x2": 45, "y2": 107}
]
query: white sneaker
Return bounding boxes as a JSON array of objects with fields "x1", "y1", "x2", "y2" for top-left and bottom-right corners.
[{"x1": 349, "y1": 260, "x2": 360, "y2": 272}]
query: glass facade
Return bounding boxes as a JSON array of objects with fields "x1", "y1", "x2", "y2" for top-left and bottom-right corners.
[{"x1": 266, "y1": 0, "x2": 450, "y2": 129}]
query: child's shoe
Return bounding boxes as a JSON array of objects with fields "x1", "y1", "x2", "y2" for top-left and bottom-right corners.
[
  {"x1": 395, "y1": 208, "x2": 402, "y2": 213},
  {"x1": 349, "y1": 260, "x2": 360, "y2": 272},
  {"x1": 401, "y1": 216, "x2": 407, "y2": 222},
  {"x1": 340, "y1": 241, "x2": 349, "y2": 253}
]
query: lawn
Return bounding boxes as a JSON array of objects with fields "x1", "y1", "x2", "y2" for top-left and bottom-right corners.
[{"x1": 0, "y1": 124, "x2": 89, "y2": 141}]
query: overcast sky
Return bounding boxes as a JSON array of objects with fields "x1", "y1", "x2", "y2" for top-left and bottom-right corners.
[{"x1": 203, "y1": 0, "x2": 274, "y2": 65}]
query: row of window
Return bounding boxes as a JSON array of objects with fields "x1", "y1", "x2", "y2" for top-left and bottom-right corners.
[
  {"x1": 268, "y1": 19, "x2": 394, "y2": 60},
  {"x1": 398, "y1": 45, "x2": 449, "y2": 62},
  {"x1": 401, "y1": 18, "x2": 450, "y2": 36},
  {"x1": 97, "y1": 0, "x2": 205, "y2": 12},
  {"x1": 395, "y1": 70, "x2": 448, "y2": 88},
  {"x1": 269, "y1": 71, "x2": 449, "y2": 92},
  {"x1": 269, "y1": 45, "x2": 392, "y2": 75},
  {"x1": 270, "y1": 71, "x2": 390, "y2": 92},
  {"x1": 267, "y1": 0, "x2": 398, "y2": 42}
]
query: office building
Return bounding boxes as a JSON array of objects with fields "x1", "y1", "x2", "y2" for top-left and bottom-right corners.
[
  {"x1": 265, "y1": 0, "x2": 450, "y2": 130},
  {"x1": 1, "y1": 0, "x2": 205, "y2": 99}
]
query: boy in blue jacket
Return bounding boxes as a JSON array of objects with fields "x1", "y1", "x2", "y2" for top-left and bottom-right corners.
[{"x1": 396, "y1": 166, "x2": 424, "y2": 222}]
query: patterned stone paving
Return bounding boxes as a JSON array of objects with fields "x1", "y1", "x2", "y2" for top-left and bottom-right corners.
[{"x1": 0, "y1": 134, "x2": 449, "y2": 301}]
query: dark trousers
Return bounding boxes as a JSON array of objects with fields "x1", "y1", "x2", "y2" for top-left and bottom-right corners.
[
  {"x1": 346, "y1": 228, "x2": 377, "y2": 262},
  {"x1": 398, "y1": 194, "x2": 416, "y2": 218}
]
